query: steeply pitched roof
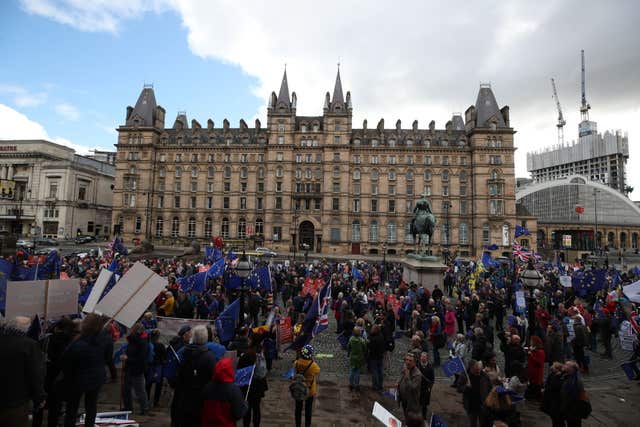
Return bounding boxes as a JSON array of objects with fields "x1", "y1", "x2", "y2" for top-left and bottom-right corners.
[
  {"x1": 330, "y1": 68, "x2": 345, "y2": 111},
  {"x1": 451, "y1": 114, "x2": 465, "y2": 131},
  {"x1": 173, "y1": 112, "x2": 188, "y2": 129},
  {"x1": 127, "y1": 87, "x2": 157, "y2": 127},
  {"x1": 475, "y1": 85, "x2": 506, "y2": 128},
  {"x1": 276, "y1": 69, "x2": 291, "y2": 111}
]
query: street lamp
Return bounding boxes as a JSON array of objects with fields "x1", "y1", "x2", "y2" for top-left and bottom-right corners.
[
  {"x1": 235, "y1": 251, "x2": 253, "y2": 326},
  {"x1": 593, "y1": 189, "x2": 600, "y2": 254},
  {"x1": 520, "y1": 260, "x2": 544, "y2": 343},
  {"x1": 382, "y1": 243, "x2": 387, "y2": 283}
]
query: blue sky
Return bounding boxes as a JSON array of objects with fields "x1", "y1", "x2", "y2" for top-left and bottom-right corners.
[
  {"x1": 0, "y1": 1, "x2": 262, "y2": 151},
  {"x1": 0, "y1": 0, "x2": 638, "y2": 196}
]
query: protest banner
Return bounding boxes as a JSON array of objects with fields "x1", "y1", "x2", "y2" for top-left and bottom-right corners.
[
  {"x1": 5, "y1": 279, "x2": 79, "y2": 319},
  {"x1": 278, "y1": 316, "x2": 293, "y2": 345},
  {"x1": 619, "y1": 320, "x2": 635, "y2": 351},
  {"x1": 82, "y1": 269, "x2": 114, "y2": 314},
  {"x1": 515, "y1": 291, "x2": 526, "y2": 313},
  {"x1": 372, "y1": 401, "x2": 402, "y2": 427},
  {"x1": 156, "y1": 315, "x2": 214, "y2": 337},
  {"x1": 94, "y1": 262, "x2": 167, "y2": 328},
  {"x1": 559, "y1": 275, "x2": 572, "y2": 288}
]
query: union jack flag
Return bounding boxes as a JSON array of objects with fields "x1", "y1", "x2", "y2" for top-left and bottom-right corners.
[
  {"x1": 512, "y1": 241, "x2": 531, "y2": 262},
  {"x1": 312, "y1": 280, "x2": 332, "y2": 337}
]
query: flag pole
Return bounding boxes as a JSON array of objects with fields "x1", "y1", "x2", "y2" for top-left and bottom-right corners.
[
  {"x1": 245, "y1": 365, "x2": 256, "y2": 401},
  {"x1": 429, "y1": 414, "x2": 434, "y2": 427}
]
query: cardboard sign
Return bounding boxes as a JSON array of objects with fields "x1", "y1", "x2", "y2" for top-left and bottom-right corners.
[
  {"x1": 82, "y1": 269, "x2": 114, "y2": 314},
  {"x1": 156, "y1": 315, "x2": 214, "y2": 337},
  {"x1": 560, "y1": 275, "x2": 572, "y2": 288},
  {"x1": 372, "y1": 401, "x2": 402, "y2": 427},
  {"x1": 94, "y1": 262, "x2": 167, "y2": 328},
  {"x1": 515, "y1": 291, "x2": 526, "y2": 313},
  {"x1": 5, "y1": 279, "x2": 79, "y2": 319}
]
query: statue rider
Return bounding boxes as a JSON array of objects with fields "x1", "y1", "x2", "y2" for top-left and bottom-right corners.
[{"x1": 413, "y1": 196, "x2": 433, "y2": 217}]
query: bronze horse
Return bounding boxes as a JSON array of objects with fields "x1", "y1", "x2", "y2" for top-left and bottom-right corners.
[{"x1": 410, "y1": 211, "x2": 436, "y2": 253}]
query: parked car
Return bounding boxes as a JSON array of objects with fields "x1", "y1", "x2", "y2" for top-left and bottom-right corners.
[
  {"x1": 16, "y1": 239, "x2": 35, "y2": 249},
  {"x1": 255, "y1": 246, "x2": 278, "y2": 257},
  {"x1": 74, "y1": 235, "x2": 96, "y2": 244},
  {"x1": 34, "y1": 247, "x2": 57, "y2": 255},
  {"x1": 36, "y1": 237, "x2": 59, "y2": 246}
]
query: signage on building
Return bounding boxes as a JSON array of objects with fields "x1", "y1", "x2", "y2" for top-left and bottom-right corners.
[
  {"x1": 0, "y1": 179, "x2": 15, "y2": 199},
  {"x1": 0, "y1": 145, "x2": 17, "y2": 151},
  {"x1": 562, "y1": 235, "x2": 572, "y2": 248}
]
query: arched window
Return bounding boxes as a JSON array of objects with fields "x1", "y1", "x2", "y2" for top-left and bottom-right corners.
[
  {"x1": 135, "y1": 216, "x2": 142, "y2": 233},
  {"x1": 129, "y1": 165, "x2": 137, "y2": 174},
  {"x1": 352, "y1": 221, "x2": 361, "y2": 242},
  {"x1": 491, "y1": 169, "x2": 500, "y2": 180},
  {"x1": 459, "y1": 170, "x2": 467, "y2": 182},
  {"x1": 224, "y1": 166, "x2": 231, "y2": 178},
  {"x1": 188, "y1": 217, "x2": 196, "y2": 238},
  {"x1": 305, "y1": 168, "x2": 312, "y2": 179},
  {"x1": 371, "y1": 169, "x2": 379, "y2": 180},
  {"x1": 255, "y1": 218, "x2": 264, "y2": 235},
  {"x1": 388, "y1": 169, "x2": 396, "y2": 181},
  {"x1": 459, "y1": 223, "x2": 469, "y2": 244},
  {"x1": 191, "y1": 167, "x2": 198, "y2": 178},
  {"x1": 240, "y1": 167, "x2": 248, "y2": 179},
  {"x1": 172, "y1": 217, "x2": 180, "y2": 238},
  {"x1": 406, "y1": 170, "x2": 414, "y2": 181},
  {"x1": 405, "y1": 223, "x2": 414, "y2": 244},
  {"x1": 295, "y1": 169, "x2": 302, "y2": 179},
  {"x1": 207, "y1": 166, "x2": 214, "y2": 178},
  {"x1": 175, "y1": 166, "x2": 182, "y2": 177},
  {"x1": 238, "y1": 218, "x2": 246, "y2": 239},
  {"x1": 424, "y1": 170, "x2": 432, "y2": 181},
  {"x1": 159, "y1": 167, "x2": 166, "y2": 177},
  {"x1": 387, "y1": 222, "x2": 397, "y2": 243},
  {"x1": 204, "y1": 217, "x2": 212, "y2": 238},
  {"x1": 482, "y1": 223, "x2": 490, "y2": 245},
  {"x1": 276, "y1": 167, "x2": 284, "y2": 178},
  {"x1": 353, "y1": 169, "x2": 361, "y2": 180},
  {"x1": 442, "y1": 170, "x2": 449, "y2": 182},
  {"x1": 369, "y1": 221, "x2": 378, "y2": 243},
  {"x1": 221, "y1": 218, "x2": 229, "y2": 238},
  {"x1": 333, "y1": 167, "x2": 340, "y2": 178},
  {"x1": 257, "y1": 167, "x2": 265, "y2": 179},
  {"x1": 155, "y1": 217, "x2": 163, "y2": 237}
]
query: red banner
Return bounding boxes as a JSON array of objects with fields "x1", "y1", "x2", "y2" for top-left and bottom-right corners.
[
  {"x1": 278, "y1": 317, "x2": 293, "y2": 345},
  {"x1": 374, "y1": 291, "x2": 385, "y2": 305},
  {"x1": 301, "y1": 278, "x2": 322, "y2": 297},
  {"x1": 27, "y1": 255, "x2": 46, "y2": 266}
]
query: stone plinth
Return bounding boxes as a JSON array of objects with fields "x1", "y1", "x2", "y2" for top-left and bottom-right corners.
[{"x1": 402, "y1": 257, "x2": 446, "y2": 291}]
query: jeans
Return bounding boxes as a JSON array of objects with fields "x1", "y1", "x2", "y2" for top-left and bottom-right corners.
[
  {"x1": 295, "y1": 396, "x2": 313, "y2": 427},
  {"x1": 65, "y1": 388, "x2": 99, "y2": 427},
  {"x1": 369, "y1": 358, "x2": 384, "y2": 390},
  {"x1": 243, "y1": 396, "x2": 261, "y2": 427},
  {"x1": 349, "y1": 367, "x2": 361, "y2": 387},
  {"x1": 123, "y1": 371, "x2": 149, "y2": 414}
]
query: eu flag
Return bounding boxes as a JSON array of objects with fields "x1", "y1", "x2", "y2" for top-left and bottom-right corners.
[
  {"x1": 215, "y1": 299, "x2": 240, "y2": 342},
  {"x1": 514, "y1": 225, "x2": 531, "y2": 238},
  {"x1": 352, "y1": 266, "x2": 364, "y2": 281},
  {"x1": 177, "y1": 271, "x2": 207, "y2": 293},
  {"x1": 481, "y1": 251, "x2": 500, "y2": 269},
  {"x1": 204, "y1": 246, "x2": 223, "y2": 263},
  {"x1": 250, "y1": 266, "x2": 272, "y2": 291},
  {"x1": 441, "y1": 356, "x2": 465, "y2": 377},
  {"x1": 430, "y1": 414, "x2": 449, "y2": 427},
  {"x1": 0, "y1": 258, "x2": 14, "y2": 311},
  {"x1": 206, "y1": 257, "x2": 225, "y2": 279},
  {"x1": 234, "y1": 364, "x2": 255, "y2": 386}
]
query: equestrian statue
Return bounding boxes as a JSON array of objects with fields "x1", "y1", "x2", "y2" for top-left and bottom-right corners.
[{"x1": 410, "y1": 195, "x2": 437, "y2": 255}]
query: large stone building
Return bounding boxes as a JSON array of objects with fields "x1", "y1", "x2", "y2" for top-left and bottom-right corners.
[
  {"x1": 112, "y1": 71, "x2": 517, "y2": 258},
  {"x1": 0, "y1": 140, "x2": 115, "y2": 239}
]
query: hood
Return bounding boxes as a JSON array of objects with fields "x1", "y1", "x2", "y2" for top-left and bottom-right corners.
[{"x1": 213, "y1": 357, "x2": 235, "y2": 383}]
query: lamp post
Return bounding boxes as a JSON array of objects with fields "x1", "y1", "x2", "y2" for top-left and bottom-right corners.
[
  {"x1": 593, "y1": 189, "x2": 599, "y2": 254},
  {"x1": 520, "y1": 259, "x2": 544, "y2": 343},
  {"x1": 235, "y1": 251, "x2": 253, "y2": 326},
  {"x1": 382, "y1": 242, "x2": 387, "y2": 283}
]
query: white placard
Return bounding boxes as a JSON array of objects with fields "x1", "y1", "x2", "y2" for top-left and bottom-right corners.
[
  {"x1": 560, "y1": 275, "x2": 572, "y2": 288},
  {"x1": 515, "y1": 290, "x2": 526, "y2": 310},
  {"x1": 46, "y1": 279, "x2": 80, "y2": 319},
  {"x1": 82, "y1": 269, "x2": 114, "y2": 314},
  {"x1": 623, "y1": 280, "x2": 640, "y2": 303},
  {"x1": 619, "y1": 320, "x2": 636, "y2": 351},
  {"x1": 6, "y1": 279, "x2": 79, "y2": 319},
  {"x1": 372, "y1": 401, "x2": 402, "y2": 427},
  {"x1": 94, "y1": 262, "x2": 167, "y2": 328}
]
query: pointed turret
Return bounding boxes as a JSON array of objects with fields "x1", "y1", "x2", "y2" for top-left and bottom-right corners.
[
  {"x1": 474, "y1": 84, "x2": 506, "y2": 128},
  {"x1": 451, "y1": 113, "x2": 465, "y2": 131},
  {"x1": 126, "y1": 86, "x2": 157, "y2": 127},
  {"x1": 330, "y1": 68, "x2": 345, "y2": 110},
  {"x1": 274, "y1": 69, "x2": 291, "y2": 112}
]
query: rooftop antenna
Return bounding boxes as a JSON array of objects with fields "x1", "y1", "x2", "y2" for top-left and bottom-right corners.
[
  {"x1": 551, "y1": 78, "x2": 566, "y2": 145},
  {"x1": 580, "y1": 49, "x2": 591, "y2": 121}
]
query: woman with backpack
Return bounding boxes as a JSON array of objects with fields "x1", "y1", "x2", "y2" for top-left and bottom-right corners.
[
  {"x1": 290, "y1": 345, "x2": 320, "y2": 427},
  {"x1": 237, "y1": 342, "x2": 268, "y2": 427}
]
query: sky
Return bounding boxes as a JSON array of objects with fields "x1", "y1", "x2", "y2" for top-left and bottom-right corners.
[{"x1": 1, "y1": 0, "x2": 639, "y2": 195}]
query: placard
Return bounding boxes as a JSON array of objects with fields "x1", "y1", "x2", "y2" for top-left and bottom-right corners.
[
  {"x1": 82, "y1": 269, "x2": 114, "y2": 314},
  {"x1": 94, "y1": 262, "x2": 167, "y2": 328},
  {"x1": 560, "y1": 275, "x2": 572, "y2": 288},
  {"x1": 5, "y1": 279, "x2": 79, "y2": 319},
  {"x1": 515, "y1": 291, "x2": 526, "y2": 312},
  {"x1": 372, "y1": 401, "x2": 402, "y2": 427},
  {"x1": 46, "y1": 279, "x2": 80, "y2": 319},
  {"x1": 619, "y1": 320, "x2": 635, "y2": 351}
]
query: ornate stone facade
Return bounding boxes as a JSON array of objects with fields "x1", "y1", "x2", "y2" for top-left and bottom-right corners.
[{"x1": 112, "y1": 71, "x2": 516, "y2": 258}]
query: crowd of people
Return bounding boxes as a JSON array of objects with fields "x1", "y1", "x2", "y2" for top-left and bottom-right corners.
[{"x1": 1, "y1": 248, "x2": 640, "y2": 427}]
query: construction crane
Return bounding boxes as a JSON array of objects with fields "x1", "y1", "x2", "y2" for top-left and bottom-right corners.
[
  {"x1": 551, "y1": 78, "x2": 566, "y2": 145},
  {"x1": 580, "y1": 49, "x2": 591, "y2": 121}
]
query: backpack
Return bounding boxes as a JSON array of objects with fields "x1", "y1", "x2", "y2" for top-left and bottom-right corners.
[{"x1": 289, "y1": 362, "x2": 313, "y2": 401}]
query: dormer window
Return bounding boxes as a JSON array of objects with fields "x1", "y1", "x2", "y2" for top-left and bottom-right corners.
[
  {"x1": 301, "y1": 124, "x2": 307, "y2": 132},
  {"x1": 313, "y1": 123, "x2": 320, "y2": 132}
]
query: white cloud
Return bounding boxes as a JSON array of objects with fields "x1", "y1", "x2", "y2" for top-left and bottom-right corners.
[
  {"x1": 55, "y1": 102, "x2": 80, "y2": 120},
  {"x1": 20, "y1": 0, "x2": 640, "y2": 196},
  {"x1": 0, "y1": 103, "x2": 110, "y2": 154},
  {"x1": 0, "y1": 84, "x2": 47, "y2": 107}
]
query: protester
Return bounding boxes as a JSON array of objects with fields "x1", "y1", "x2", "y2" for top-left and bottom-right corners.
[
  {"x1": 293, "y1": 345, "x2": 320, "y2": 427},
  {"x1": 201, "y1": 357, "x2": 248, "y2": 427},
  {"x1": 146, "y1": 329, "x2": 167, "y2": 408},
  {"x1": 122, "y1": 323, "x2": 151, "y2": 415},
  {"x1": 541, "y1": 362, "x2": 565, "y2": 427},
  {"x1": 169, "y1": 325, "x2": 192, "y2": 354},
  {"x1": 237, "y1": 342, "x2": 268, "y2": 427},
  {"x1": 0, "y1": 316, "x2": 45, "y2": 427},
  {"x1": 172, "y1": 325, "x2": 218, "y2": 427},
  {"x1": 347, "y1": 326, "x2": 368, "y2": 392},
  {"x1": 61, "y1": 314, "x2": 109, "y2": 427},
  {"x1": 417, "y1": 351, "x2": 435, "y2": 420},
  {"x1": 367, "y1": 324, "x2": 387, "y2": 391},
  {"x1": 526, "y1": 335, "x2": 546, "y2": 399},
  {"x1": 462, "y1": 359, "x2": 491, "y2": 427},
  {"x1": 398, "y1": 351, "x2": 422, "y2": 422},
  {"x1": 560, "y1": 361, "x2": 588, "y2": 427}
]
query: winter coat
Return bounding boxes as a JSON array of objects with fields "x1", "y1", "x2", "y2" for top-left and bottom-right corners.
[
  {"x1": 544, "y1": 332, "x2": 564, "y2": 364},
  {"x1": 398, "y1": 366, "x2": 422, "y2": 415},
  {"x1": 294, "y1": 358, "x2": 320, "y2": 397},
  {"x1": 201, "y1": 358, "x2": 248, "y2": 427},
  {"x1": 463, "y1": 371, "x2": 492, "y2": 414},
  {"x1": 367, "y1": 331, "x2": 387, "y2": 361},
  {"x1": 0, "y1": 324, "x2": 46, "y2": 409},
  {"x1": 444, "y1": 310, "x2": 456, "y2": 336},
  {"x1": 237, "y1": 353, "x2": 268, "y2": 400},
  {"x1": 527, "y1": 348, "x2": 545, "y2": 386},
  {"x1": 541, "y1": 372, "x2": 563, "y2": 417},
  {"x1": 61, "y1": 333, "x2": 109, "y2": 393},
  {"x1": 173, "y1": 343, "x2": 218, "y2": 426},
  {"x1": 418, "y1": 362, "x2": 435, "y2": 406},
  {"x1": 125, "y1": 333, "x2": 150, "y2": 376},
  {"x1": 347, "y1": 336, "x2": 368, "y2": 369}
]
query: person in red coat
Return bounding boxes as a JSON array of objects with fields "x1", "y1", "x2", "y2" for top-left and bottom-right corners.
[
  {"x1": 526, "y1": 335, "x2": 545, "y2": 399},
  {"x1": 201, "y1": 358, "x2": 247, "y2": 427}
]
